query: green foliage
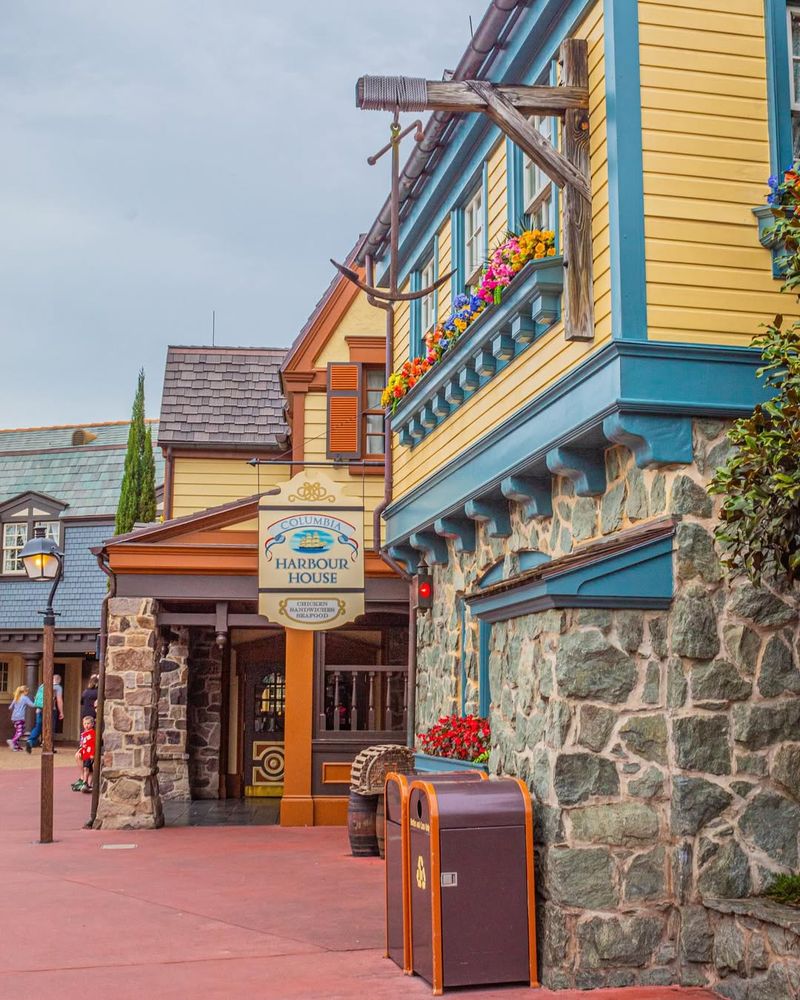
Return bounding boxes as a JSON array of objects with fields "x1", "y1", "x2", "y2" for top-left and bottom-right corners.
[
  {"x1": 115, "y1": 369, "x2": 157, "y2": 535},
  {"x1": 763, "y1": 873, "x2": 800, "y2": 906},
  {"x1": 709, "y1": 166, "x2": 800, "y2": 586}
]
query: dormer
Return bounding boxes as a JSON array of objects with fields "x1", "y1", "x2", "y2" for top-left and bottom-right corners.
[{"x1": 0, "y1": 491, "x2": 67, "y2": 577}]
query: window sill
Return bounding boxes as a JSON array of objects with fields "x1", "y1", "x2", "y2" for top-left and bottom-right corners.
[
  {"x1": 391, "y1": 257, "x2": 564, "y2": 448},
  {"x1": 348, "y1": 463, "x2": 385, "y2": 477}
]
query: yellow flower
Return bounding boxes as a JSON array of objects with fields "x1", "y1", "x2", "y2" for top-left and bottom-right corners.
[
  {"x1": 547, "y1": 247, "x2": 556, "y2": 256},
  {"x1": 535, "y1": 242, "x2": 545, "y2": 254}
]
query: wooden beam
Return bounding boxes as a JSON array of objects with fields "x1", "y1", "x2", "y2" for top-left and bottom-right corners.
[
  {"x1": 560, "y1": 38, "x2": 594, "y2": 341},
  {"x1": 423, "y1": 81, "x2": 588, "y2": 114},
  {"x1": 465, "y1": 80, "x2": 591, "y2": 203}
]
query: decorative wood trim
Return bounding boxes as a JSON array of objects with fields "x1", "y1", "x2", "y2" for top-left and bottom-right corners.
[
  {"x1": 321, "y1": 761, "x2": 352, "y2": 785},
  {"x1": 346, "y1": 335, "x2": 386, "y2": 364}
]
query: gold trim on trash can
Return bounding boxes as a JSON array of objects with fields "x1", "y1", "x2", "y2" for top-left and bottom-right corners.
[{"x1": 513, "y1": 776, "x2": 539, "y2": 989}]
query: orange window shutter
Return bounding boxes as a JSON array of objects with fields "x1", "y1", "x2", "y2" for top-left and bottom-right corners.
[{"x1": 327, "y1": 362, "x2": 361, "y2": 459}]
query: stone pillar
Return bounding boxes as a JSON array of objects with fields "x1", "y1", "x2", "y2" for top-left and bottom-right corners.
[
  {"x1": 94, "y1": 597, "x2": 163, "y2": 830},
  {"x1": 23, "y1": 653, "x2": 39, "y2": 731},
  {"x1": 280, "y1": 628, "x2": 314, "y2": 826},
  {"x1": 157, "y1": 627, "x2": 190, "y2": 801},
  {"x1": 187, "y1": 628, "x2": 222, "y2": 799}
]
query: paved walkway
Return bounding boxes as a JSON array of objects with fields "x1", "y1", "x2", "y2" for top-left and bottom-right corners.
[{"x1": 0, "y1": 765, "x2": 716, "y2": 1000}]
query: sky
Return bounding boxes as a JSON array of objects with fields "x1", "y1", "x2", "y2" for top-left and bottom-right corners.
[{"x1": 0, "y1": 1, "x2": 476, "y2": 428}]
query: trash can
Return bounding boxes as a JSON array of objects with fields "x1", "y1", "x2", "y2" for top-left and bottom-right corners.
[
  {"x1": 407, "y1": 777, "x2": 537, "y2": 994},
  {"x1": 384, "y1": 770, "x2": 487, "y2": 974}
]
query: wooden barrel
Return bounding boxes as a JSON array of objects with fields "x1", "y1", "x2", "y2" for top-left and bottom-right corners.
[
  {"x1": 347, "y1": 790, "x2": 379, "y2": 857},
  {"x1": 376, "y1": 793, "x2": 386, "y2": 860}
]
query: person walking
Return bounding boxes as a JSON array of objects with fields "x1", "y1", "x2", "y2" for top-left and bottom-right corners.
[
  {"x1": 7, "y1": 686, "x2": 35, "y2": 751},
  {"x1": 25, "y1": 674, "x2": 64, "y2": 752}
]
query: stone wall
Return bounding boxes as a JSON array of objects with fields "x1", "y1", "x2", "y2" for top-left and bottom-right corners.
[
  {"x1": 94, "y1": 597, "x2": 163, "y2": 830},
  {"x1": 416, "y1": 420, "x2": 800, "y2": 992},
  {"x1": 157, "y1": 626, "x2": 190, "y2": 801},
  {"x1": 187, "y1": 629, "x2": 222, "y2": 799}
]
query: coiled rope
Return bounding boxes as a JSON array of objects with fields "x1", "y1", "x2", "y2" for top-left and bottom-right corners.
[{"x1": 359, "y1": 76, "x2": 428, "y2": 112}]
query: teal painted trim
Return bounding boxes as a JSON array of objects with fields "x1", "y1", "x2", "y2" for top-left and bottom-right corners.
[
  {"x1": 604, "y1": 0, "x2": 647, "y2": 340},
  {"x1": 450, "y1": 208, "x2": 465, "y2": 300},
  {"x1": 384, "y1": 341, "x2": 768, "y2": 545},
  {"x1": 764, "y1": 0, "x2": 793, "y2": 175},
  {"x1": 379, "y1": 0, "x2": 593, "y2": 288},
  {"x1": 414, "y1": 752, "x2": 488, "y2": 774},
  {"x1": 459, "y1": 597, "x2": 466, "y2": 715},
  {"x1": 478, "y1": 620, "x2": 490, "y2": 717},
  {"x1": 467, "y1": 530, "x2": 674, "y2": 624},
  {"x1": 506, "y1": 138, "x2": 524, "y2": 230},
  {"x1": 482, "y1": 160, "x2": 490, "y2": 261},
  {"x1": 409, "y1": 270, "x2": 422, "y2": 359},
  {"x1": 432, "y1": 233, "x2": 440, "y2": 331}
]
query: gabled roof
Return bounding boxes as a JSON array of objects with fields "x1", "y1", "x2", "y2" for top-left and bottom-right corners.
[
  {"x1": 158, "y1": 346, "x2": 290, "y2": 450},
  {"x1": 281, "y1": 239, "x2": 365, "y2": 380},
  {"x1": 0, "y1": 420, "x2": 164, "y2": 518}
]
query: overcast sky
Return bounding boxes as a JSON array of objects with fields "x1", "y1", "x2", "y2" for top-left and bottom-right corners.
[{"x1": 0, "y1": 1, "x2": 475, "y2": 428}]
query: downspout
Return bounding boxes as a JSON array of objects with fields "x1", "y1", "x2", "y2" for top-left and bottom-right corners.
[{"x1": 88, "y1": 551, "x2": 116, "y2": 828}]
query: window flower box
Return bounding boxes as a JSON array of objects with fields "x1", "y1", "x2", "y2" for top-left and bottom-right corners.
[{"x1": 414, "y1": 751, "x2": 489, "y2": 774}]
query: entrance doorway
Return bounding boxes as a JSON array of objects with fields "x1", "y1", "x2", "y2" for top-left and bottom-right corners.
[{"x1": 239, "y1": 634, "x2": 286, "y2": 797}]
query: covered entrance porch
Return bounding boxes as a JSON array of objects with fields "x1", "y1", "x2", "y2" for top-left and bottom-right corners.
[{"x1": 92, "y1": 495, "x2": 409, "y2": 829}]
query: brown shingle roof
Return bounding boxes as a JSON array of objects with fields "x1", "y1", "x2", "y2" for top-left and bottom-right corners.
[{"x1": 158, "y1": 346, "x2": 289, "y2": 450}]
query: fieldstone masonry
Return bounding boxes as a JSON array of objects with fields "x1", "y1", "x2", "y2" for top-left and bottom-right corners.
[
  {"x1": 94, "y1": 597, "x2": 164, "y2": 830},
  {"x1": 416, "y1": 421, "x2": 800, "y2": 995},
  {"x1": 187, "y1": 629, "x2": 222, "y2": 799},
  {"x1": 157, "y1": 626, "x2": 190, "y2": 801}
]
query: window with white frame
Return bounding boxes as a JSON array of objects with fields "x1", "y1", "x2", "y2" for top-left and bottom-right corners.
[
  {"x1": 420, "y1": 256, "x2": 436, "y2": 335},
  {"x1": 789, "y1": 6, "x2": 800, "y2": 157},
  {"x1": 0, "y1": 499, "x2": 62, "y2": 576},
  {"x1": 464, "y1": 187, "x2": 485, "y2": 280},
  {"x1": 522, "y1": 115, "x2": 555, "y2": 231},
  {"x1": 0, "y1": 662, "x2": 8, "y2": 694}
]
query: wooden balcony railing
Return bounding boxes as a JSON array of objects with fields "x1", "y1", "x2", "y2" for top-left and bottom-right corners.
[{"x1": 318, "y1": 664, "x2": 407, "y2": 735}]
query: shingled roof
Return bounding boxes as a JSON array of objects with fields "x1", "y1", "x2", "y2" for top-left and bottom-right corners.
[
  {"x1": 0, "y1": 420, "x2": 163, "y2": 518},
  {"x1": 158, "y1": 346, "x2": 289, "y2": 450}
]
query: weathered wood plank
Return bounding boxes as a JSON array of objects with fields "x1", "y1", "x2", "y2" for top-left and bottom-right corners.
[
  {"x1": 465, "y1": 80, "x2": 592, "y2": 203},
  {"x1": 561, "y1": 38, "x2": 594, "y2": 342},
  {"x1": 355, "y1": 78, "x2": 589, "y2": 114}
]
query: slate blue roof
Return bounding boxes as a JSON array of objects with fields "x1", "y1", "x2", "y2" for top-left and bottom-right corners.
[
  {"x1": 0, "y1": 523, "x2": 110, "y2": 630},
  {"x1": 0, "y1": 421, "x2": 163, "y2": 517}
]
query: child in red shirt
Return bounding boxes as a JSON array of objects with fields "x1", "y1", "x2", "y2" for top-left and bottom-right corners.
[{"x1": 72, "y1": 716, "x2": 95, "y2": 793}]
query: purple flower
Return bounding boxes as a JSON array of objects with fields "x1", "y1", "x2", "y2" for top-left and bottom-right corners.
[{"x1": 768, "y1": 174, "x2": 780, "y2": 189}]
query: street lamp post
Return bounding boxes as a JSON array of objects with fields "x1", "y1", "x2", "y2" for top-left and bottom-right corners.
[{"x1": 20, "y1": 525, "x2": 64, "y2": 844}]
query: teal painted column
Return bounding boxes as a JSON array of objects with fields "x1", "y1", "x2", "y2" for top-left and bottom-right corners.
[{"x1": 604, "y1": 0, "x2": 647, "y2": 340}]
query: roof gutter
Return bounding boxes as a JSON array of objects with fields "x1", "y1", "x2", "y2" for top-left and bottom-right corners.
[{"x1": 356, "y1": 0, "x2": 522, "y2": 267}]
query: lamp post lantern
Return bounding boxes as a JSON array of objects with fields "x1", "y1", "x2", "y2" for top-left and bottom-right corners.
[{"x1": 20, "y1": 525, "x2": 64, "y2": 844}]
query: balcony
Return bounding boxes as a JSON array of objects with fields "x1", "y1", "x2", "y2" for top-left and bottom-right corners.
[{"x1": 392, "y1": 256, "x2": 564, "y2": 448}]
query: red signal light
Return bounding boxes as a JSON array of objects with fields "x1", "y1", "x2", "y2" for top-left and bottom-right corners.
[{"x1": 416, "y1": 573, "x2": 433, "y2": 610}]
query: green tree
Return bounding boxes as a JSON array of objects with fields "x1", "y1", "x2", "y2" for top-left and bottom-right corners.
[
  {"x1": 115, "y1": 369, "x2": 157, "y2": 534},
  {"x1": 709, "y1": 167, "x2": 800, "y2": 585}
]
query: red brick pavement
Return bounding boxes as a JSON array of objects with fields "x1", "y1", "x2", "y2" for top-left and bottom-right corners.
[{"x1": 0, "y1": 767, "x2": 716, "y2": 1000}]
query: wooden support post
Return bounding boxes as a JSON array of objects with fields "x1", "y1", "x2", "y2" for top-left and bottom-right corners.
[
  {"x1": 560, "y1": 38, "x2": 594, "y2": 341},
  {"x1": 280, "y1": 628, "x2": 315, "y2": 826}
]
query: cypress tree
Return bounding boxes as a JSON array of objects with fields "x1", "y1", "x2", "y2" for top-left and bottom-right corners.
[
  {"x1": 115, "y1": 369, "x2": 148, "y2": 535},
  {"x1": 140, "y1": 424, "x2": 157, "y2": 524}
]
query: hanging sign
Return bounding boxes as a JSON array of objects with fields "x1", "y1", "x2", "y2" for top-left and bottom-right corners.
[{"x1": 258, "y1": 472, "x2": 364, "y2": 631}]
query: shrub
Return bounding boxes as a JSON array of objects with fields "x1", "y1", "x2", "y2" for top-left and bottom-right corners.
[{"x1": 417, "y1": 714, "x2": 490, "y2": 762}]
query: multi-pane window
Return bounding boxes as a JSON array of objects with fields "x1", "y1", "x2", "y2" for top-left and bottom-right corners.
[
  {"x1": 420, "y1": 256, "x2": 436, "y2": 335},
  {"x1": 2, "y1": 523, "x2": 27, "y2": 574},
  {"x1": 363, "y1": 367, "x2": 385, "y2": 457},
  {"x1": 523, "y1": 115, "x2": 555, "y2": 231},
  {"x1": 0, "y1": 662, "x2": 8, "y2": 693},
  {"x1": 1, "y1": 513, "x2": 60, "y2": 575},
  {"x1": 464, "y1": 187, "x2": 485, "y2": 280},
  {"x1": 790, "y1": 7, "x2": 800, "y2": 157}
]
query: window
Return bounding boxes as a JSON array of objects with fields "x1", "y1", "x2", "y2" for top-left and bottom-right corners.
[
  {"x1": 363, "y1": 367, "x2": 385, "y2": 457},
  {"x1": 0, "y1": 662, "x2": 8, "y2": 694},
  {"x1": 522, "y1": 115, "x2": 555, "y2": 230},
  {"x1": 420, "y1": 256, "x2": 436, "y2": 336},
  {"x1": 464, "y1": 186, "x2": 485, "y2": 280},
  {"x1": 790, "y1": 6, "x2": 800, "y2": 156},
  {"x1": 0, "y1": 498, "x2": 63, "y2": 576}
]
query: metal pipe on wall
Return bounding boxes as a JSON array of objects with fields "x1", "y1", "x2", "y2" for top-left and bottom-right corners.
[{"x1": 89, "y1": 553, "x2": 116, "y2": 828}]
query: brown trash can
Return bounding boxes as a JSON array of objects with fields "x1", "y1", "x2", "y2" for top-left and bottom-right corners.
[
  {"x1": 407, "y1": 777, "x2": 537, "y2": 995},
  {"x1": 384, "y1": 770, "x2": 487, "y2": 975}
]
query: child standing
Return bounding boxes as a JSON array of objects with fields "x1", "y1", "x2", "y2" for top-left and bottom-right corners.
[
  {"x1": 7, "y1": 686, "x2": 34, "y2": 751},
  {"x1": 72, "y1": 716, "x2": 96, "y2": 793}
]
